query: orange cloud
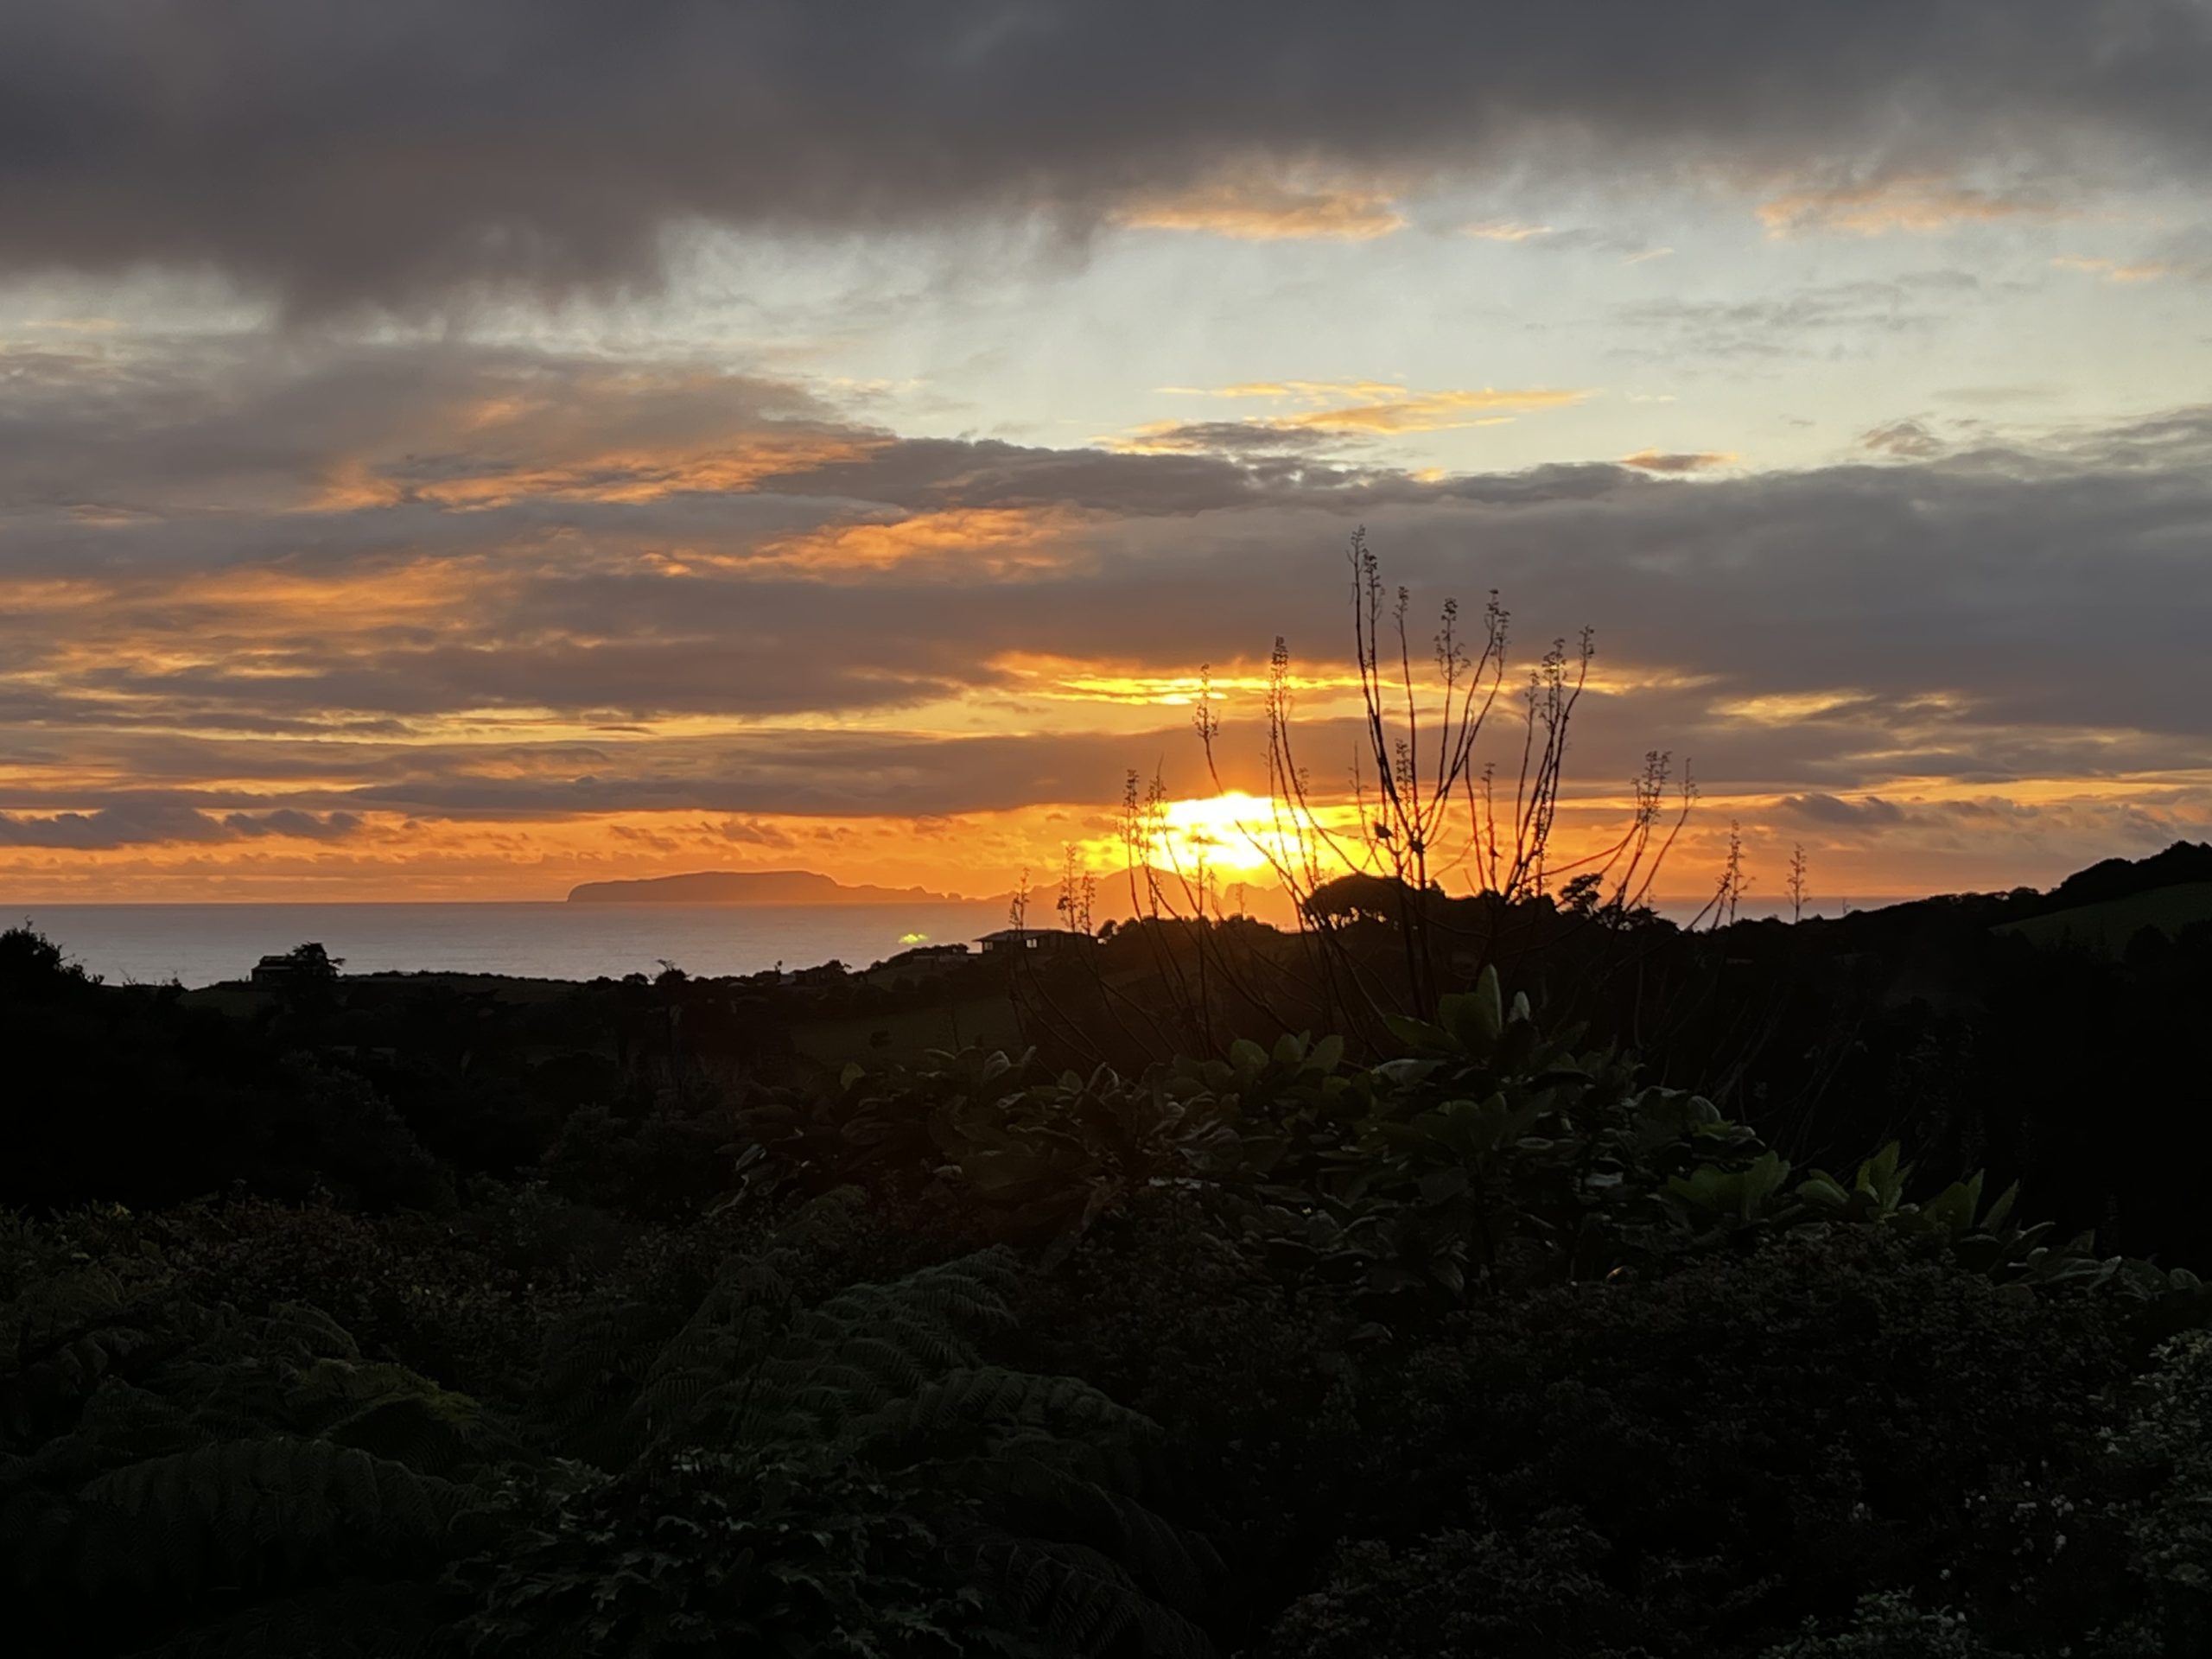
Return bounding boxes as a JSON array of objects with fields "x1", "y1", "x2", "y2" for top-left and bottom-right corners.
[
  {"x1": 989, "y1": 652, "x2": 1363, "y2": 709},
  {"x1": 315, "y1": 431, "x2": 880, "y2": 512},
  {"x1": 1277, "y1": 388, "x2": 1581, "y2": 435},
  {"x1": 1112, "y1": 383, "x2": 1586, "y2": 450},
  {"x1": 1758, "y1": 176, "x2": 2057, "y2": 237},
  {"x1": 2051, "y1": 255, "x2": 2177, "y2": 283},
  {"x1": 750, "y1": 506, "x2": 1090, "y2": 578},
  {"x1": 1622, "y1": 449, "x2": 1738, "y2": 474},
  {"x1": 1117, "y1": 175, "x2": 1406, "y2": 241}
]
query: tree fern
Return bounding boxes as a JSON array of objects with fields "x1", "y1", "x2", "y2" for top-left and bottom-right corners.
[
  {"x1": 119, "y1": 1580, "x2": 451, "y2": 1659},
  {"x1": 469, "y1": 1250, "x2": 1219, "y2": 1656},
  {"x1": 964, "y1": 1532, "x2": 1216, "y2": 1659},
  {"x1": 74, "y1": 1437, "x2": 478, "y2": 1588},
  {"x1": 850, "y1": 1366, "x2": 1158, "y2": 1461}
]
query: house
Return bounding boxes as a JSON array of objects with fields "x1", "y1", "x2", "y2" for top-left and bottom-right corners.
[
  {"x1": 876, "y1": 942, "x2": 972, "y2": 976},
  {"x1": 976, "y1": 927, "x2": 1095, "y2": 955},
  {"x1": 250, "y1": 942, "x2": 342, "y2": 988},
  {"x1": 882, "y1": 942, "x2": 970, "y2": 966}
]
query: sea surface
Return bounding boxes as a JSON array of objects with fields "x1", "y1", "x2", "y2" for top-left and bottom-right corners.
[
  {"x1": 10, "y1": 895, "x2": 1920, "y2": 989},
  {"x1": 8, "y1": 902, "x2": 1018, "y2": 988}
]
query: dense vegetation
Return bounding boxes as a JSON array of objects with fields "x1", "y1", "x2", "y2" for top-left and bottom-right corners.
[{"x1": 6, "y1": 846, "x2": 2212, "y2": 1655}]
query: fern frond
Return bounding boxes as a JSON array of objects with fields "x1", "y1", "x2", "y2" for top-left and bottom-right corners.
[
  {"x1": 73, "y1": 1436, "x2": 478, "y2": 1593},
  {"x1": 119, "y1": 1579, "x2": 451, "y2": 1659},
  {"x1": 54, "y1": 1376, "x2": 201, "y2": 1472},
  {"x1": 952, "y1": 1455, "x2": 1218, "y2": 1612},
  {"x1": 533, "y1": 1296, "x2": 682, "y2": 1429},
  {"x1": 964, "y1": 1531, "x2": 1216, "y2": 1658},
  {"x1": 850, "y1": 1368, "x2": 1160, "y2": 1461},
  {"x1": 252, "y1": 1302, "x2": 363, "y2": 1365}
]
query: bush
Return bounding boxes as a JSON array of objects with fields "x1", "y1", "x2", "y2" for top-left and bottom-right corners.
[
  {"x1": 1259, "y1": 1512, "x2": 1646, "y2": 1659},
  {"x1": 1332, "y1": 1230, "x2": 2126, "y2": 1655}
]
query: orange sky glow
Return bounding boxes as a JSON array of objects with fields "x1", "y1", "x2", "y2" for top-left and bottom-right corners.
[{"x1": 4, "y1": 20, "x2": 2210, "y2": 906}]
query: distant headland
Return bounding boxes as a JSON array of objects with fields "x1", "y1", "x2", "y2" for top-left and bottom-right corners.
[{"x1": 565, "y1": 869, "x2": 976, "y2": 906}]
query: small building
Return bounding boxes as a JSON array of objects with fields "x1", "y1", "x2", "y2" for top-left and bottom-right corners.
[
  {"x1": 250, "y1": 942, "x2": 341, "y2": 988},
  {"x1": 977, "y1": 927, "x2": 1095, "y2": 955},
  {"x1": 877, "y1": 942, "x2": 972, "y2": 975}
]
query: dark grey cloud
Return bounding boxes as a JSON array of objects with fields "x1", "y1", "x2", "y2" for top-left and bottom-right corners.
[
  {"x1": 0, "y1": 803, "x2": 365, "y2": 849},
  {"x1": 3, "y1": 2, "x2": 2209, "y2": 308},
  {"x1": 1776, "y1": 793, "x2": 1910, "y2": 826},
  {"x1": 0, "y1": 338, "x2": 1431, "y2": 545},
  {"x1": 219, "y1": 809, "x2": 363, "y2": 840},
  {"x1": 0, "y1": 803, "x2": 233, "y2": 849},
  {"x1": 1861, "y1": 417, "x2": 1948, "y2": 458},
  {"x1": 0, "y1": 338, "x2": 838, "y2": 524},
  {"x1": 1097, "y1": 423, "x2": 1371, "y2": 460},
  {"x1": 752, "y1": 432, "x2": 1393, "y2": 513}
]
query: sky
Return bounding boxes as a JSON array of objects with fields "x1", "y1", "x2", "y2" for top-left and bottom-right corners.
[{"x1": 2, "y1": 0, "x2": 2209, "y2": 905}]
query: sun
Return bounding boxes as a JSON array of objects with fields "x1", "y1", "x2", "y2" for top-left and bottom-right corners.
[{"x1": 1146, "y1": 793, "x2": 1302, "y2": 875}]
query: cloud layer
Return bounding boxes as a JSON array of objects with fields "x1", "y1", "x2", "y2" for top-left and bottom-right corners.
[
  {"x1": 2, "y1": 327, "x2": 2208, "y2": 899},
  {"x1": 4, "y1": 1, "x2": 2210, "y2": 307}
]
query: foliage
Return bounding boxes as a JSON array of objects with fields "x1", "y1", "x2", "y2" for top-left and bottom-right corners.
[
  {"x1": 1333, "y1": 1229, "x2": 2126, "y2": 1656},
  {"x1": 0, "y1": 1211, "x2": 497, "y2": 1654},
  {"x1": 475, "y1": 1244, "x2": 1217, "y2": 1656},
  {"x1": 737, "y1": 969, "x2": 2209, "y2": 1341},
  {"x1": 1257, "y1": 1513, "x2": 1648, "y2": 1659},
  {"x1": 15, "y1": 912, "x2": 2212, "y2": 1656},
  {"x1": 2088, "y1": 1330, "x2": 2212, "y2": 1654},
  {"x1": 1762, "y1": 1592, "x2": 1998, "y2": 1659}
]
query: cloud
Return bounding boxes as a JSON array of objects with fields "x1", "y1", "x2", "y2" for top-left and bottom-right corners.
[
  {"x1": 715, "y1": 817, "x2": 798, "y2": 848},
  {"x1": 5, "y1": 334, "x2": 2212, "y2": 864},
  {"x1": 2051, "y1": 254, "x2": 2190, "y2": 283},
  {"x1": 1775, "y1": 793, "x2": 1909, "y2": 827},
  {"x1": 1860, "y1": 418, "x2": 1948, "y2": 458},
  {"x1": 0, "y1": 804, "x2": 233, "y2": 849},
  {"x1": 1622, "y1": 450, "x2": 1736, "y2": 474},
  {"x1": 1112, "y1": 383, "x2": 1586, "y2": 451},
  {"x1": 1757, "y1": 175, "x2": 2060, "y2": 237},
  {"x1": 1620, "y1": 272, "x2": 1983, "y2": 359},
  {"x1": 1116, "y1": 174, "x2": 1406, "y2": 240},
  {"x1": 0, "y1": 804, "x2": 360, "y2": 849},
  {"x1": 1460, "y1": 223, "x2": 1674, "y2": 263},
  {"x1": 1160, "y1": 381, "x2": 1411, "y2": 404},
  {"x1": 1105, "y1": 421, "x2": 1348, "y2": 456},
  {"x1": 1274, "y1": 389, "x2": 1583, "y2": 435},
  {"x1": 0, "y1": 335, "x2": 854, "y2": 518},
  {"x1": 1463, "y1": 220, "x2": 1555, "y2": 242},
  {"x1": 4, "y1": 2, "x2": 2210, "y2": 308},
  {"x1": 221, "y1": 810, "x2": 364, "y2": 840}
]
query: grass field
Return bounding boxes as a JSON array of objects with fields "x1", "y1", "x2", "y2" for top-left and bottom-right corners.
[{"x1": 1997, "y1": 881, "x2": 2212, "y2": 957}]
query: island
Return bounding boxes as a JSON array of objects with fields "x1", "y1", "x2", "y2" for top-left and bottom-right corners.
[{"x1": 565, "y1": 868, "x2": 972, "y2": 906}]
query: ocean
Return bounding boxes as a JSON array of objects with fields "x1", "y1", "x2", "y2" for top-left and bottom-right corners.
[
  {"x1": 8, "y1": 902, "x2": 1019, "y2": 989},
  {"x1": 9, "y1": 894, "x2": 1921, "y2": 990}
]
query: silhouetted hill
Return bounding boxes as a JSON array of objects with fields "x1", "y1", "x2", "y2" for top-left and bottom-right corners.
[
  {"x1": 1789, "y1": 838, "x2": 2212, "y2": 952},
  {"x1": 566, "y1": 869, "x2": 971, "y2": 905},
  {"x1": 2048, "y1": 838, "x2": 2212, "y2": 908},
  {"x1": 1999, "y1": 881, "x2": 2212, "y2": 957}
]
